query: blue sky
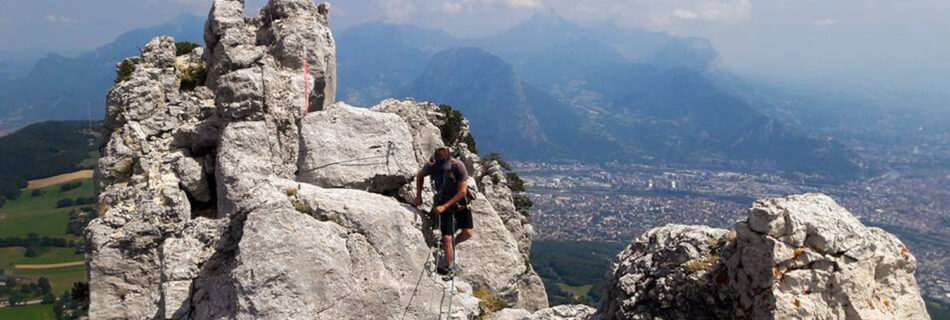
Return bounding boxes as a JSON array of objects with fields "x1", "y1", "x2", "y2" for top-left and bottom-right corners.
[{"x1": 2, "y1": 0, "x2": 948, "y2": 95}]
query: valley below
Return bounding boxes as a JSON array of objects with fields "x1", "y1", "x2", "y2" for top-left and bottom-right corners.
[{"x1": 519, "y1": 134, "x2": 950, "y2": 311}]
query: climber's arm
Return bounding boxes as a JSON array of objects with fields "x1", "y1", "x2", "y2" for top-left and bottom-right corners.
[
  {"x1": 413, "y1": 167, "x2": 429, "y2": 207},
  {"x1": 434, "y1": 180, "x2": 467, "y2": 214},
  {"x1": 445, "y1": 180, "x2": 468, "y2": 208}
]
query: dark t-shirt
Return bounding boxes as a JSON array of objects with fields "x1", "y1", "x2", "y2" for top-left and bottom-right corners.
[{"x1": 421, "y1": 157, "x2": 468, "y2": 200}]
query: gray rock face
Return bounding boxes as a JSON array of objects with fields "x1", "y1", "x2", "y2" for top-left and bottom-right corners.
[
  {"x1": 595, "y1": 194, "x2": 930, "y2": 320},
  {"x1": 298, "y1": 102, "x2": 418, "y2": 193},
  {"x1": 90, "y1": 35, "x2": 219, "y2": 319},
  {"x1": 597, "y1": 224, "x2": 734, "y2": 320},
  {"x1": 189, "y1": 181, "x2": 481, "y2": 319},
  {"x1": 729, "y1": 194, "x2": 929, "y2": 320},
  {"x1": 490, "y1": 305, "x2": 596, "y2": 320},
  {"x1": 88, "y1": 1, "x2": 548, "y2": 318},
  {"x1": 371, "y1": 98, "x2": 445, "y2": 166}
]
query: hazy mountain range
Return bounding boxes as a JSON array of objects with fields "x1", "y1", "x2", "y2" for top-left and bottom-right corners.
[
  {"x1": 339, "y1": 12, "x2": 858, "y2": 177},
  {"x1": 0, "y1": 14, "x2": 204, "y2": 134},
  {"x1": 0, "y1": 12, "x2": 860, "y2": 178}
]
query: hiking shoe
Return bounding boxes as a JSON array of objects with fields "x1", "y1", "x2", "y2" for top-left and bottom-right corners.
[
  {"x1": 438, "y1": 264, "x2": 460, "y2": 279},
  {"x1": 436, "y1": 265, "x2": 451, "y2": 276}
]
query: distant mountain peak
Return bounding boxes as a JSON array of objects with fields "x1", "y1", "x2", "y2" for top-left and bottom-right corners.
[
  {"x1": 522, "y1": 8, "x2": 570, "y2": 26},
  {"x1": 405, "y1": 46, "x2": 547, "y2": 155},
  {"x1": 507, "y1": 8, "x2": 582, "y2": 36},
  {"x1": 647, "y1": 36, "x2": 722, "y2": 72}
]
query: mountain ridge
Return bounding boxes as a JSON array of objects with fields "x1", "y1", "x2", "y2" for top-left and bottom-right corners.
[{"x1": 0, "y1": 14, "x2": 204, "y2": 133}]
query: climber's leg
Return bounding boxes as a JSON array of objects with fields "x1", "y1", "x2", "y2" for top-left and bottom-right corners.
[
  {"x1": 453, "y1": 207, "x2": 474, "y2": 246},
  {"x1": 443, "y1": 234, "x2": 455, "y2": 266},
  {"x1": 455, "y1": 229, "x2": 473, "y2": 246},
  {"x1": 438, "y1": 209, "x2": 458, "y2": 275}
]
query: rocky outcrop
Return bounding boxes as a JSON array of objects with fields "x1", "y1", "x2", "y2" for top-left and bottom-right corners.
[
  {"x1": 729, "y1": 194, "x2": 929, "y2": 320},
  {"x1": 492, "y1": 194, "x2": 929, "y2": 320},
  {"x1": 89, "y1": 35, "x2": 220, "y2": 319},
  {"x1": 593, "y1": 194, "x2": 930, "y2": 320},
  {"x1": 490, "y1": 305, "x2": 596, "y2": 320},
  {"x1": 297, "y1": 102, "x2": 417, "y2": 193},
  {"x1": 88, "y1": 1, "x2": 547, "y2": 319},
  {"x1": 370, "y1": 98, "x2": 445, "y2": 167},
  {"x1": 598, "y1": 225, "x2": 735, "y2": 320},
  {"x1": 187, "y1": 181, "x2": 481, "y2": 319}
]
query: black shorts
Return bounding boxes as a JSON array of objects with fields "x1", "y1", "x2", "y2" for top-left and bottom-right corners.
[{"x1": 439, "y1": 206, "x2": 473, "y2": 236}]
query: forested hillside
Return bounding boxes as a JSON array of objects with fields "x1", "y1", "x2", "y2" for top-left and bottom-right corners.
[{"x1": 0, "y1": 122, "x2": 98, "y2": 206}]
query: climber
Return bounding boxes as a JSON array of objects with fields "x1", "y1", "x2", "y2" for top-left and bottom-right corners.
[{"x1": 413, "y1": 147, "x2": 474, "y2": 277}]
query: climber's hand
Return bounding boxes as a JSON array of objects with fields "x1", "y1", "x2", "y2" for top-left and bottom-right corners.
[
  {"x1": 413, "y1": 196, "x2": 423, "y2": 207},
  {"x1": 434, "y1": 205, "x2": 447, "y2": 214}
]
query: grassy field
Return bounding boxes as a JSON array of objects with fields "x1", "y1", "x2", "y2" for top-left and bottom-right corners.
[
  {"x1": 15, "y1": 247, "x2": 84, "y2": 265},
  {"x1": 0, "y1": 178, "x2": 91, "y2": 298},
  {"x1": 2, "y1": 245, "x2": 83, "y2": 272},
  {"x1": 0, "y1": 304, "x2": 56, "y2": 320},
  {"x1": 0, "y1": 178, "x2": 92, "y2": 238},
  {"x1": 26, "y1": 170, "x2": 94, "y2": 189},
  {"x1": 0, "y1": 246, "x2": 25, "y2": 272},
  {"x1": 15, "y1": 265, "x2": 87, "y2": 294},
  {"x1": 1, "y1": 247, "x2": 87, "y2": 295}
]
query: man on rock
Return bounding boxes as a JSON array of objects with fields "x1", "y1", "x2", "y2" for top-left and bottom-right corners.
[{"x1": 413, "y1": 147, "x2": 474, "y2": 277}]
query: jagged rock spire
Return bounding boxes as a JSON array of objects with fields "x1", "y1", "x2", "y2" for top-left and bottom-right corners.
[{"x1": 88, "y1": 1, "x2": 547, "y2": 319}]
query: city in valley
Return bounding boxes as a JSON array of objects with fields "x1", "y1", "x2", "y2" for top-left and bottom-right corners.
[{"x1": 516, "y1": 138, "x2": 950, "y2": 304}]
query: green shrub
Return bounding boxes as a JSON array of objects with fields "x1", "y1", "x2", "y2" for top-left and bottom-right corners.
[
  {"x1": 179, "y1": 64, "x2": 206, "y2": 91},
  {"x1": 513, "y1": 194, "x2": 533, "y2": 217},
  {"x1": 24, "y1": 246, "x2": 38, "y2": 257},
  {"x1": 56, "y1": 198, "x2": 75, "y2": 208},
  {"x1": 437, "y1": 104, "x2": 478, "y2": 154},
  {"x1": 482, "y1": 153, "x2": 532, "y2": 215},
  {"x1": 31, "y1": 189, "x2": 45, "y2": 197},
  {"x1": 291, "y1": 200, "x2": 312, "y2": 215},
  {"x1": 463, "y1": 133, "x2": 478, "y2": 154},
  {"x1": 175, "y1": 41, "x2": 200, "y2": 56},
  {"x1": 59, "y1": 181, "x2": 82, "y2": 192},
  {"x1": 115, "y1": 59, "x2": 135, "y2": 83},
  {"x1": 484, "y1": 153, "x2": 512, "y2": 171},
  {"x1": 473, "y1": 288, "x2": 509, "y2": 319}
]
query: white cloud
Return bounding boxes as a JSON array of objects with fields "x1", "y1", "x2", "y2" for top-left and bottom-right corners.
[
  {"x1": 501, "y1": 0, "x2": 542, "y2": 9},
  {"x1": 813, "y1": 18, "x2": 838, "y2": 26},
  {"x1": 45, "y1": 14, "x2": 77, "y2": 24},
  {"x1": 380, "y1": 0, "x2": 416, "y2": 23},
  {"x1": 329, "y1": 0, "x2": 757, "y2": 36},
  {"x1": 443, "y1": 2, "x2": 464, "y2": 14},
  {"x1": 672, "y1": 9, "x2": 700, "y2": 20},
  {"x1": 668, "y1": 0, "x2": 751, "y2": 23},
  {"x1": 432, "y1": 0, "x2": 541, "y2": 16}
]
